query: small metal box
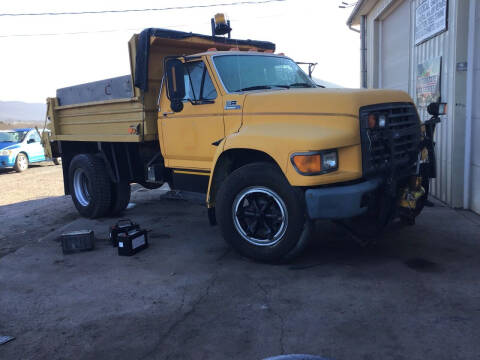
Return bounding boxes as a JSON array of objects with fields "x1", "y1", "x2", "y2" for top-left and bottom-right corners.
[{"x1": 61, "y1": 230, "x2": 95, "y2": 254}]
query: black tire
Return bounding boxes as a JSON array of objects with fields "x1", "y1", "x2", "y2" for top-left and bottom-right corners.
[
  {"x1": 68, "y1": 154, "x2": 112, "y2": 218},
  {"x1": 138, "y1": 181, "x2": 163, "y2": 190},
  {"x1": 282, "y1": 220, "x2": 314, "y2": 262},
  {"x1": 109, "y1": 181, "x2": 131, "y2": 216},
  {"x1": 216, "y1": 162, "x2": 307, "y2": 262},
  {"x1": 13, "y1": 153, "x2": 28, "y2": 172},
  {"x1": 53, "y1": 157, "x2": 62, "y2": 165}
]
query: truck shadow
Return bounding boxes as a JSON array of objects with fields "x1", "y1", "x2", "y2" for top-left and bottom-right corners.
[{"x1": 288, "y1": 208, "x2": 480, "y2": 274}]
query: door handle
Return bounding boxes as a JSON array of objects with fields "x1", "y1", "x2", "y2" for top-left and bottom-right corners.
[{"x1": 162, "y1": 112, "x2": 174, "y2": 117}]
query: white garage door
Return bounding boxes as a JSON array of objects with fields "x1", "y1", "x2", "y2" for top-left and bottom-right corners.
[
  {"x1": 470, "y1": 4, "x2": 480, "y2": 214},
  {"x1": 380, "y1": 0, "x2": 410, "y2": 92}
]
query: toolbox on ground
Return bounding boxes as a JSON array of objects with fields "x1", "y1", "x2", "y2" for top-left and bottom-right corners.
[
  {"x1": 61, "y1": 230, "x2": 95, "y2": 254},
  {"x1": 117, "y1": 229, "x2": 149, "y2": 256},
  {"x1": 109, "y1": 219, "x2": 140, "y2": 247}
]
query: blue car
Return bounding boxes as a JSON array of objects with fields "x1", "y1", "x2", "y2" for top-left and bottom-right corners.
[{"x1": 0, "y1": 128, "x2": 50, "y2": 172}]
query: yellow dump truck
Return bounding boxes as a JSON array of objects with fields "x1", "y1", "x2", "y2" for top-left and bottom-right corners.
[{"x1": 47, "y1": 26, "x2": 441, "y2": 262}]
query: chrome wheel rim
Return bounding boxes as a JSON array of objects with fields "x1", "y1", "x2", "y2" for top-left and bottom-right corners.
[
  {"x1": 232, "y1": 186, "x2": 288, "y2": 247},
  {"x1": 73, "y1": 168, "x2": 91, "y2": 207},
  {"x1": 18, "y1": 154, "x2": 28, "y2": 170}
]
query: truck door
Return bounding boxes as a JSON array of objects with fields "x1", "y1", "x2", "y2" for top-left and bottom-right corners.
[{"x1": 160, "y1": 59, "x2": 224, "y2": 172}]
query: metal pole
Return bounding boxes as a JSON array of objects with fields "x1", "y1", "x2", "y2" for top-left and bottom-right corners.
[
  {"x1": 360, "y1": 15, "x2": 367, "y2": 88},
  {"x1": 463, "y1": 0, "x2": 476, "y2": 209}
]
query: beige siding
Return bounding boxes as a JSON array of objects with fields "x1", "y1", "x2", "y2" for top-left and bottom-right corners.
[
  {"x1": 379, "y1": 0, "x2": 410, "y2": 91},
  {"x1": 471, "y1": 3, "x2": 480, "y2": 213},
  {"x1": 364, "y1": 0, "x2": 469, "y2": 207},
  {"x1": 410, "y1": 0, "x2": 454, "y2": 206}
]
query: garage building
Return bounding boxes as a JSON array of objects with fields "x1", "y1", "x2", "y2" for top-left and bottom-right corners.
[{"x1": 347, "y1": 0, "x2": 479, "y2": 214}]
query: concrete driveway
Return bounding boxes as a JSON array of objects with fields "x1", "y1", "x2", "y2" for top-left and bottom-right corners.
[{"x1": 1, "y1": 184, "x2": 480, "y2": 360}]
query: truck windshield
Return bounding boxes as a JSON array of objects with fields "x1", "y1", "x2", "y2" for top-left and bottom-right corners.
[
  {"x1": 0, "y1": 130, "x2": 28, "y2": 143},
  {"x1": 212, "y1": 55, "x2": 316, "y2": 92}
]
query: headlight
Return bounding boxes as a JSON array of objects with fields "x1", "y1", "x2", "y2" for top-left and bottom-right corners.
[
  {"x1": 368, "y1": 113, "x2": 387, "y2": 128},
  {"x1": 0, "y1": 150, "x2": 13, "y2": 156},
  {"x1": 378, "y1": 114, "x2": 387, "y2": 127},
  {"x1": 291, "y1": 150, "x2": 338, "y2": 175}
]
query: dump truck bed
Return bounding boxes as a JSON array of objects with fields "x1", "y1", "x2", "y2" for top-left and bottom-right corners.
[
  {"x1": 48, "y1": 75, "x2": 156, "y2": 143},
  {"x1": 47, "y1": 28, "x2": 275, "y2": 143},
  {"x1": 47, "y1": 96, "x2": 155, "y2": 143}
]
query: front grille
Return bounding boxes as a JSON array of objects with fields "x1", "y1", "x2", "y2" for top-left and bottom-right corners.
[{"x1": 359, "y1": 102, "x2": 421, "y2": 178}]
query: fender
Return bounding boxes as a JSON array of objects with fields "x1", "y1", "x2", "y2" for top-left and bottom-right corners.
[
  {"x1": 206, "y1": 120, "x2": 363, "y2": 207},
  {"x1": 206, "y1": 137, "x2": 227, "y2": 208}
]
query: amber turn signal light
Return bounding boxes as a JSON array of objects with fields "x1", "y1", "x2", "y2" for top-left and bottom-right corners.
[
  {"x1": 292, "y1": 154, "x2": 322, "y2": 174},
  {"x1": 368, "y1": 113, "x2": 376, "y2": 129}
]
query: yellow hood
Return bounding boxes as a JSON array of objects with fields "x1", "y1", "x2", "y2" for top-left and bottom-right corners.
[{"x1": 242, "y1": 87, "x2": 413, "y2": 117}]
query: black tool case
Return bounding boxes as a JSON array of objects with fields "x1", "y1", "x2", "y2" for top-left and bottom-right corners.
[
  {"x1": 117, "y1": 229, "x2": 149, "y2": 256},
  {"x1": 61, "y1": 230, "x2": 95, "y2": 254},
  {"x1": 110, "y1": 219, "x2": 140, "y2": 247}
]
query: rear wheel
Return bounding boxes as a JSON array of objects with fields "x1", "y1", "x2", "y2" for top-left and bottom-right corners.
[
  {"x1": 69, "y1": 154, "x2": 112, "y2": 218},
  {"x1": 109, "y1": 180, "x2": 131, "y2": 216},
  {"x1": 216, "y1": 162, "x2": 309, "y2": 262},
  {"x1": 53, "y1": 157, "x2": 62, "y2": 165},
  {"x1": 14, "y1": 153, "x2": 28, "y2": 172}
]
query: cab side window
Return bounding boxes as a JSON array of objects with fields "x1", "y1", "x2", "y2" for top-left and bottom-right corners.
[{"x1": 183, "y1": 61, "x2": 217, "y2": 102}]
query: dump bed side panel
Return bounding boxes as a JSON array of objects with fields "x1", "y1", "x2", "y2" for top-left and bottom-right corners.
[{"x1": 48, "y1": 97, "x2": 156, "y2": 142}]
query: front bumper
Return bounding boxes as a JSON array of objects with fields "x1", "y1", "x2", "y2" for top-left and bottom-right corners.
[
  {"x1": 305, "y1": 178, "x2": 381, "y2": 220},
  {"x1": 0, "y1": 155, "x2": 15, "y2": 168}
]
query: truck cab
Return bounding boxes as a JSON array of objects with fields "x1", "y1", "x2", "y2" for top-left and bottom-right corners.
[{"x1": 46, "y1": 27, "x2": 439, "y2": 262}]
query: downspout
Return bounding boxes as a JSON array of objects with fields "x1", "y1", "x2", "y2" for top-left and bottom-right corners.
[
  {"x1": 348, "y1": 18, "x2": 367, "y2": 88},
  {"x1": 348, "y1": 24, "x2": 360, "y2": 33},
  {"x1": 463, "y1": 0, "x2": 476, "y2": 209},
  {"x1": 360, "y1": 15, "x2": 367, "y2": 88}
]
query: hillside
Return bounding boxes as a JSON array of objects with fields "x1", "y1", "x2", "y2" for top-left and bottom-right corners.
[{"x1": 0, "y1": 101, "x2": 46, "y2": 123}]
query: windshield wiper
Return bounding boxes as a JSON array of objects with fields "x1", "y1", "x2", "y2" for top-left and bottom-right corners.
[
  {"x1": 289, "y1": 82, "x2": 315, "y2": 88},
  {"x1": 235, "y1": 84, "x2": 292, "y2": 92},
  {"x1": 235, "y1": 85, "x2": 272, "y2": 92}
]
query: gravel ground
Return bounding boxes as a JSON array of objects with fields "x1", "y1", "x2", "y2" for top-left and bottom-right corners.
[
  {"x1": 1, "y1": 164, "x2": 480, "y2": 359},
  {"x1": 0, "y1": 162, "x2": 64, "y2": 206},
  {"x1": 0, "y1": 163, "x2": 74, "y2": 258}
]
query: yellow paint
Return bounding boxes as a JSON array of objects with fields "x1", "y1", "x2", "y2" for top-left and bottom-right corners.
[
  {"x1": 158, "y1": 56, "x2": 225, "y2": 170},
  {"x1": 48, "y1": 33, "x2": 418, "y2": 209},
  {"x1": 173, "y1": 170, "x2": 210, "y2": 176},
  {"x1": 399, "y1": 186, "x2": 425, "y2": 210}
]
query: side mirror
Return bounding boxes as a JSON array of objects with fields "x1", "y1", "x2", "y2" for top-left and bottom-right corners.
[
  {"x1": 27, "y1": 138, "x2": 35, "y2": 144},
  {"x1": 165, "y1": 58, "x2": 186, "y2": 112},
  {"x1": 427, "y1": 102, "x2": 447, "y2": 116}
]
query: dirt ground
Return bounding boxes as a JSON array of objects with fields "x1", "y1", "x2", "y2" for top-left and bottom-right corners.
[
  {"x1": 0, "y1": 164, "x2": 73, "y2": 258},
  {"x1": 0, "y1": 162, "x2": 64, "y2": 206},
  {"x1": 1, "y1": 164, "x2": 480, "y2": 360}
]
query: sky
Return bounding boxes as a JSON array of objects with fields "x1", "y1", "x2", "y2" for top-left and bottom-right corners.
[{"x1": 0, "y1": 0, "x2": 360, "y2": 103}]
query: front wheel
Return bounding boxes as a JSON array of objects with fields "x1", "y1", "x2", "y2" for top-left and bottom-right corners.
[
  {"x1": 14, "y1": 153, "x2": 28, "y2": 172},
  {"x1": 216, "y1": 162, "x2": 309, "y2": 262}
]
